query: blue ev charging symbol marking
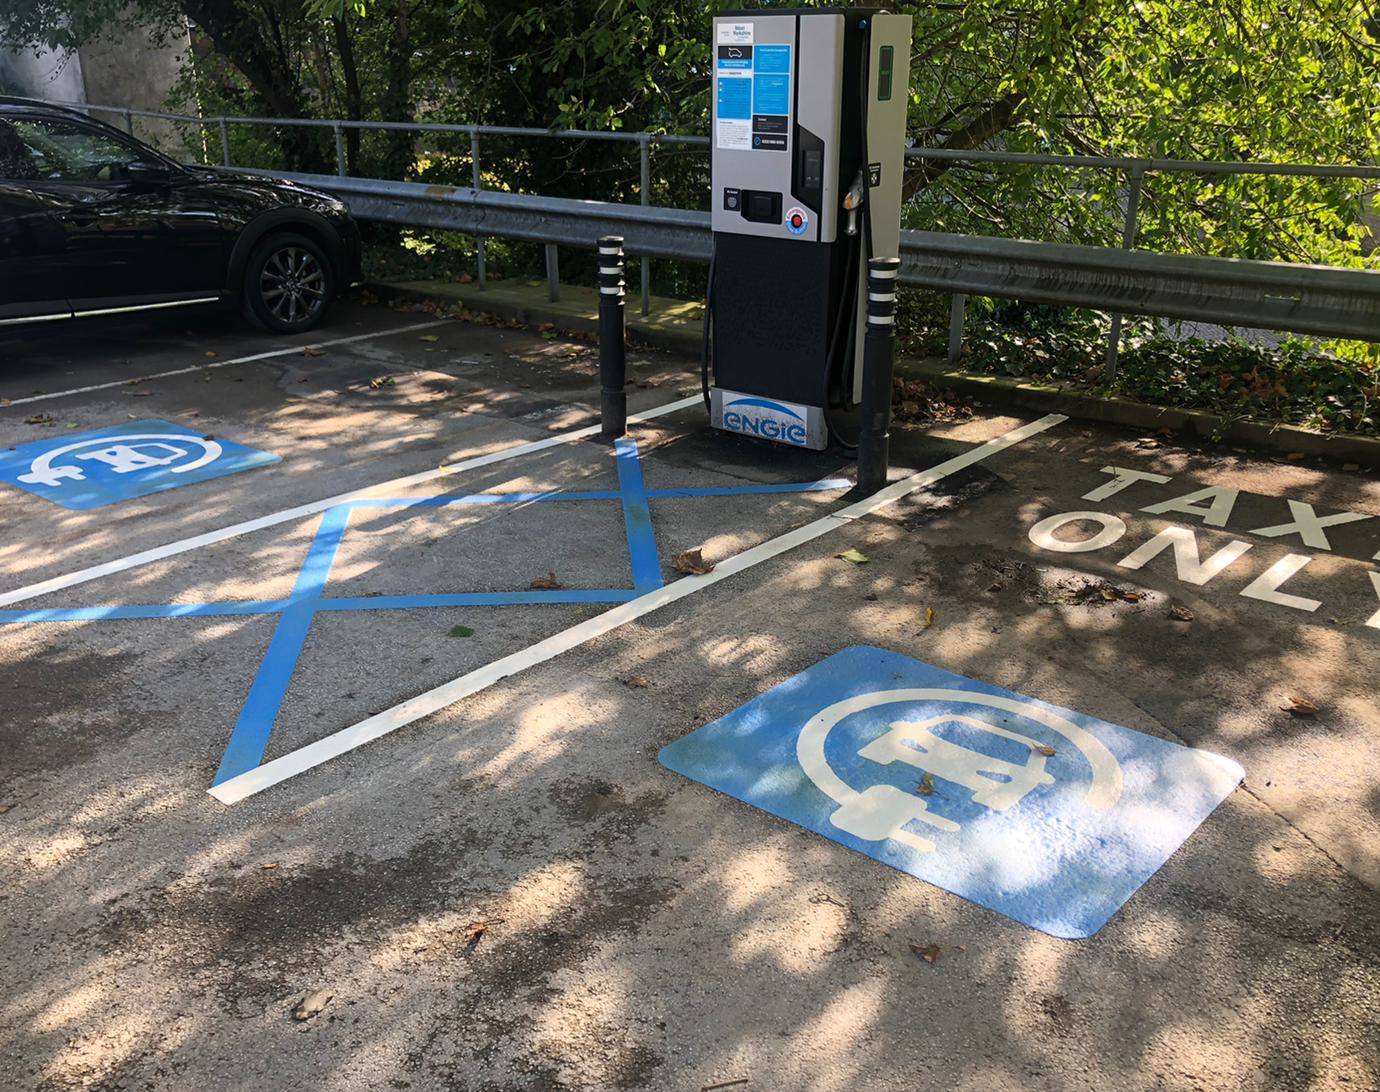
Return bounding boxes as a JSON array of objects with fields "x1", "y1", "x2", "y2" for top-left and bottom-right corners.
[
  {"x1": 659, "y1": 646, "x2": 1243, "y2": 939},
  {"x1": 0, "y1": 420, "x2": 278, "y2": 509}
]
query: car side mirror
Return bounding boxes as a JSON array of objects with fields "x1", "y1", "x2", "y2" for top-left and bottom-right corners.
[{"x1": 125, "y1": 160, "x2": 174, "y2": 187}]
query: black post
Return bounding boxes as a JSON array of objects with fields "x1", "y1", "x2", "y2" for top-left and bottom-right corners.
[
  {"x1": 852, "y1": 256, "x2": 900, "y2": 496},
  {"x1": 597, "y1": 236, "x2": 628, "y2": 440}
]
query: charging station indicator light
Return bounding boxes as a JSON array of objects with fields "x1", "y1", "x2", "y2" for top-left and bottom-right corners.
[{"x1": 878, "y1": 45, "x2": 894, "y2": 101}]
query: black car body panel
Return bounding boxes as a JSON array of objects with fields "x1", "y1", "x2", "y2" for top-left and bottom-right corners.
[{"x1": 0, "y1": 99, "x2": 360, "y2": 330}]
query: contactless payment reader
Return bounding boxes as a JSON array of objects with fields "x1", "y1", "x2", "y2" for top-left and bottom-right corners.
[{"x1": 704, "y1": 8, "x2": 912, "y2": 450}]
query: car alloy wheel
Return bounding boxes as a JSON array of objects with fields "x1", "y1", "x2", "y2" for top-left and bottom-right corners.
[{"x1": 259, "y1": 245, "x2": 326, "y2": 326}]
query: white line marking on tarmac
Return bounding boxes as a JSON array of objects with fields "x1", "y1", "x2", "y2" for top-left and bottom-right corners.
[
  {"x1": 0, "y1": 319, "x2": 451, "y2": 408},
  {"x1": 0, "y1": 395, "x2": 701, "y2": 610},
  {"x1": 208, "y1": 413, "x2": 1068, "y2": 804}
]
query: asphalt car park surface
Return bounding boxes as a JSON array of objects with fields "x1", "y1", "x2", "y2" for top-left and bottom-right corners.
[{"x1": 1, "y1": 297, "x2": 1378, "y2": 1091}]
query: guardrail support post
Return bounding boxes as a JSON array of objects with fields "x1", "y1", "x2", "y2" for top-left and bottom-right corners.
[
  {"x1": 333, "y1": 124, "x2": 346, "y2": 176},
  {"x1": 947, "y1": 293, "x2": 966, "y2": 363},
  {"x1": 123, "y1": 109, "x2": 135, "y2": 135},
  {"x1": 639, "y1": 134, "x2": 652, "y2": 316},
  {"x1": 852, "y1": 257, "x2": 901, "y2": 497},
  {"x1": 469, "y1": 127, "x2": 487, "y2": 289},
  {"x1": 598, "y1": 236, "x2": 628, "y2": 440},
  {"x1": 1105, "y1": 164, "x2": 1146, "y2": 382},
  {"x1": 544, "y1": 244, "x2": 561, "y2": 302},
  {"x1": 219, "y1": 119, "x2": 231, "y2": 166}
]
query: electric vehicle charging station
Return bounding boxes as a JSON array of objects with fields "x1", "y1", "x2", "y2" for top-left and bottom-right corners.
[{"x1": 705, "y1": 7, "x2": 912, "y2": 452}]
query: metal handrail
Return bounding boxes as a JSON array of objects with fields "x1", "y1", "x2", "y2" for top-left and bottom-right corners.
[
  {"x1": 902, "y1": 147, "x2": 1380, "y2": 181},
  {"x1": 58, "y1": 99, "x2": 1380, "y2": 178}
]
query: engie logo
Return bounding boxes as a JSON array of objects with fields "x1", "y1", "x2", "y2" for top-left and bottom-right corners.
[{"x1": 722, "y1": 397, "x2": 808, "y2": 446}]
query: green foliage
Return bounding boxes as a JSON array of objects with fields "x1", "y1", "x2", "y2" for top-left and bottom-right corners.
[
  {"x1": 900, "y1": 300, "x2": 1380, "y2": 436},
  {"x1": 903, "y1": 0, "x2": 1380, "y2": 271}
]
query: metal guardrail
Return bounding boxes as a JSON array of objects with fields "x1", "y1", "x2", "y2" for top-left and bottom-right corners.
[
  {"x1": 57, "y1": 100, "x2": 1380, "y2": 353},
  {"x1": 62, "y1": 99, "x2": 710, "y2": 317},
  {"x1": 261, "y1": 170, "x2": 1380, "y2": 344}
]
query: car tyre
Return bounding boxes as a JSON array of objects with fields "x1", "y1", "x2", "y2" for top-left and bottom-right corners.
[{"x1": 241, "y1": 232, "x2": 334, "y2": 333}]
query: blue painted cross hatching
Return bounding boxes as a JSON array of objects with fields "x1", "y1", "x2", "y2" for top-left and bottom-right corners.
[{"x1": 0, "y1": 438, "x2": 848, "y2": 789}]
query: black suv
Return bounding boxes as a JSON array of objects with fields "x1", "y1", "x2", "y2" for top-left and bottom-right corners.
[{"x1": 0, "y1": 98, "x2": 360, "y2": 334}]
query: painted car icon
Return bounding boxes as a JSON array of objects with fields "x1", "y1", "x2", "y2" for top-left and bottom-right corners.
[{"x1": 858, "y1": 713, "x2": 1056, "y2": 812}]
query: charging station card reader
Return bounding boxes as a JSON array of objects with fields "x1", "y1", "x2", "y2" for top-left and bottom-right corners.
[{"x1": 706, "y1": 8, "x2": 911, "y2": 451}]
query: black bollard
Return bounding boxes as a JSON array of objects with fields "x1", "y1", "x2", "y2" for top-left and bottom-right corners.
[
  {"x1": 597, "y1": 236, "x2": 628, "y2": 440},
  {"x1": 852, "y1": 256, "x2": 901, "y2": 496}
]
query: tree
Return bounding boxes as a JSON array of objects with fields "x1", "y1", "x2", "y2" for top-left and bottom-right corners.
[{"x1": 4, "y1": 0, "x2": 1376, "y2": 266}]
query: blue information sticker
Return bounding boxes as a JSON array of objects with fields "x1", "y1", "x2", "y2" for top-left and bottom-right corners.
[
  {"x1": 752, "y1": 74, "x2": 790, "y2": 116},
  {"x1": 0, "y1": 419, "x2": 279, "y2": 509},
  {"x1": 754, "y1": 44, "x2": 792, "y2": 73},
  {"x1": 659, "y1": 646, "x2": 1243, "y2": 939},
  {"x1": 716, "y1": 77, "x2": 752, "y2": 121},
  {"x1": 751, "y1": 44, "x2": 790, "y2": 116}
]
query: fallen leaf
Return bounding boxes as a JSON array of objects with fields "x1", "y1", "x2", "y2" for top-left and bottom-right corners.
[
  {"x1": 24, "y1": 413, "x2": 54, "y2": 425},
  {"x1": 205, "y1": 351, "x2": 217, "y2": 358},
  {"x1": 920, "y1": 606, "x2": 936, "y2": 630},
  {"x1": 464, "y1": 920, "x2": 488, "y2": 950},
  {"x1": 623, "y1": 675, "x2": 651, "y2": 688},
  {"x1": 917, "y1": 772, "x2": 935, "y2": 796},
  {"x1": 1281, "y1": 696, "x2": 1320, "y2": 717},
  {"x1": 261, "y1": 861, "x2": 279, "y2": 870},
  {"x1": 909, "y1": 942, "x2": 941, "y2": 964},
  {"x1": 292, "y1": 989, "x2": 332, "y2": 1021},
  {"x1": 419, "y1": 334, "x2": 439, "y2": 343},
  {"x1": 0, "y1": 803, "x2": 15, "y2": 814},
  {"x1": 369, "y1": 375, "x2": 396, "y2": 389},
  {"x1": 672, "y1": 547, "x2": 714, "y2": 575},
  {"x1": 301, "y1": 345, "x2": 325, "y2": 357},
  {"x1": 447, "y1": 625, "x2": 475, "y2": 638},
  {"x1": 530, "y1": 572, "x2": 562, "y2": 590},
  {"x1": 1100, "y1": 587, "x2": 1119, "y2": 601},
  {"x1": 1121, "y1": 591, "x2": 1141, "y2": 602},
  {"x1": 836, "y1": 548, "x2": 869, "y2": 565},
  {"x1": 1169, "y1": 605, "x2": 1194, "y2": 622},
  {"x1": 1034, "y1": 744, "x2": 1056, "y2": 757}
]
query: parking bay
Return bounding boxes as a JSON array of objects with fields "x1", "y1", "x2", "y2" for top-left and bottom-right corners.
[{"x1": 1, "y1": 300, "x2": 1377, "y2": 1090}]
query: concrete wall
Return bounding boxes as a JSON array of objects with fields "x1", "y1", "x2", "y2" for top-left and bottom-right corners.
[
  {"x1": 1, "y1": 19, "x2": 193, "y2": 157},
  {"x1": 0, "y1": 46, "x2": 86, "y2": 102}
]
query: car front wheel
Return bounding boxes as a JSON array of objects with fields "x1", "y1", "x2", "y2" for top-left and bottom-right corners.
[{"x1": 242, "y1": 233, "x2": 334, "y2": 333}]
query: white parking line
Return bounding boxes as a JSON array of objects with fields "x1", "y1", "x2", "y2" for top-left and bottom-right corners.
[
  {"x1": 208, "y1": 413, "x2": 1068, "y2": 804},
  {"x1": 0, "y1": 395, "x2": 701, "y2": 610},
  {"x1": 0, "y1": 318, "x2": 451, "y2": 408}
]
